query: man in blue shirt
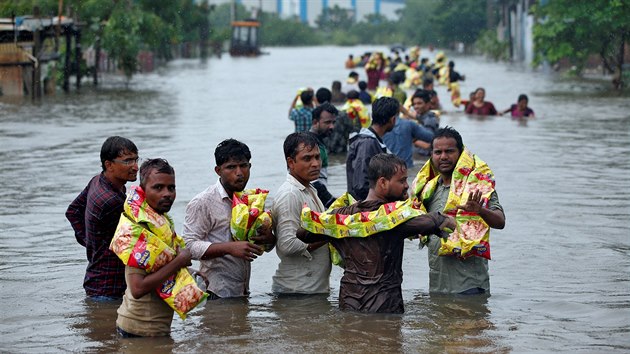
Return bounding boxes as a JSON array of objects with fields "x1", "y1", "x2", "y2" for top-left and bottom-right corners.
[{"x1": 383, "y1": 118, "x2": 433, "y2": 168}]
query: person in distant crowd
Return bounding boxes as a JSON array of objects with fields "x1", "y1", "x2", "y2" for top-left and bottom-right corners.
[
  {"x1": 298, "y1": 154, "x2": 456, "y2": 313},
  {"x1": 345, "y1": 54, "x2": 356, "y2": 69},
  {"x1": 331, "y1": 80, "x2": 346, "y2": 104},
  {"x1": 465, "y1": 87, "x2": 498, "y2": 116},
  {"x1": 422, "y1": 78, "x2": 441, "y2": 110},
  {"x1": 414, "y1": 127, "x2": 505, "y2": 294},
  {"x1": 325, "y1": 90, "x2": 363, "y2": 155},
  {"x1": 66, "y1": 136, "x2": 139, "y2": 301},
  {"x1": 342, "y1": 71, "x2": 360, "y2": 94},
  {"x1": 289, "y1": 88, "x2": 315, "y2": 132},
  {"x1": 115, "y1": 158, "x2": 192, "y2": 337},
  {"x1": 309, "y1": 103, "x2": 338, "y2": 208},
  {"x1": 272, "y1": 132, "x2": 331, "y2": 295},
  {"x1": 383, "y1": 112, "x2": 434, "y2": 168},
  {"x1": 411, "y1": 89, "x2": 440, "y2": 157},
  {"x1": 447, "y1": 61, "x2": 465, "y2": 84},
  {"x1": 183, "y1": 139, "x2": 275, "y2": 300},
  {"x1": 365, "y1": 52, "x2": 386, "y2": 91},
  {"x1": 502, "y1": 94, "x2": 535, "y2": 118},
  {"x1": 357, "y1": 81, "x2": 373, "y2": 105},
  {"x1": 389, "y1": 71, "x2": 407, "y2": 105},
  {"x1": 346, "y1": 97, "x2": 398, "y2": 200},
  {"x1": 315, "y1": 87, "x2": 332, "y2": 105}
]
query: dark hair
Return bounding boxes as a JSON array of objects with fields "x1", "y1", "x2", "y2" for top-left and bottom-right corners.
[
  {"x1": 139, "y1": 158, "x2": 174, "y2": 189},
  {"x1": 422, "y1": 78, "x2": 433, "y2": 88},
  {"x1": 518, "y1": 94, "x2": 528, "y2": 102},
  {"x1": 332, "y1": 81, "x2": 342, "y2": 92},
  {"x1": 358, "y1": 81, "x2": 367, "y2": 91},
  {"x1": 214, "y1": 139, "x2": 251, "y2": 166},
  {"x1": 412, "y1": 89, "x2": 430, "y2": 103},
  {"x1": 316, "y1": 87, "x2": 332, "y2": 104},
  {"x1": 348, "y1": 71, "x2": 359, "y2": 78},
  {"x1": 475, "y1": 87, "x2": 486, "y2": 94},
  {"x1": 390, "y1": 71, "x2": 405, "y2": 85},
  {"x1": 448, "y1": 60, "x2": 455, "y2": 68},
  {"x1": 300, "y1": 89, "x2": 314, "y2": 105},
  {"x1": 100, "y1": 136, "x2": 137, "y2": 171},
  {"x1": 283, "y1": 132, "x2": 318, "y2": 161},
  {"x1": 371, "y1": 97, "x2": 399, "y2": 126},
  {"x1": 312, "y1": 102, "x2": 338, "y2": 122},
  {"x1": 347, "y1": 90, "x2": 360, "y2": 100},
  {"x1": 430, "y1": 126, "x2": 464, "y2": 153},
  {"x1": 367, "y1": 153, "x2": 407, "y2": 188}
]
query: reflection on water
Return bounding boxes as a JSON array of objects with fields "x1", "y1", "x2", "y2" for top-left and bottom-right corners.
[{"x1": 1, "y1": 46, "x2": 629, "y2": 352}]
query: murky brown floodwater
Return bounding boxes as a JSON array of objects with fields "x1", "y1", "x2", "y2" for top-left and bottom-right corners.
[{"x1": 1, "y1": 46, "x2": 629, "y2": 353}]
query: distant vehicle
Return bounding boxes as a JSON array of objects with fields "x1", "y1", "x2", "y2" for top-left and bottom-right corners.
[{"x1": 229, "y1": 20, "x2": 261, "y2": 56}]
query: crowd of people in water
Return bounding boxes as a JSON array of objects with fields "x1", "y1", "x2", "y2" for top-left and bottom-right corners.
[{"x1": 66, "y1": 46, "x2": 520, "y2": 338}]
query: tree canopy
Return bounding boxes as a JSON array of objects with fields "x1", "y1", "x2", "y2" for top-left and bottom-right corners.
[{"x1": 533, "y1": 0, "x2": 630, "y2": 88}]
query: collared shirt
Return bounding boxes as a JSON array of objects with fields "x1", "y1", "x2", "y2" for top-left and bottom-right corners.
[
  {"x1": 289, "y1": 106, "x2": 314, "y2": 133},
  {"x1": 425, "y1": 180, "x2": 504, "y2": 294},
  {"x1": 183, "y1": 179, "x2": 250, "y2": 298},
  {"x1": 66, "y1": 173, "x2": 127, "y2": 298},
  {"x1": 271, "y1": 173, "x2": 330, "y2": 294}
]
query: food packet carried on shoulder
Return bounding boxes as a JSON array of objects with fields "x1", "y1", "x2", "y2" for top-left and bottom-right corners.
[
  {"x1": 301, "y1": 192, "x2": 425, "y2": 239},
  {"x1": 230, "y1": 188, "x2": 273, "y2": 250},
  {"x1": 158, "y1": 268, "x2": 208, "y2": 320}
]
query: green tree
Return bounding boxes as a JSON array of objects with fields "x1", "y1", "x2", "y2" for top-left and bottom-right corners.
[
  {"x1": 430, "y1": 0, "x2": 487, "y2": 46},
  {"x1": 315, "y1": 5, "x2": 353, "y2": 32},
  {"x1": 533, "y1": 0, "x2": 630, "y2": 89},
  {"x1": 260, "y1": 12, "x2": 322, "y2": 46}
]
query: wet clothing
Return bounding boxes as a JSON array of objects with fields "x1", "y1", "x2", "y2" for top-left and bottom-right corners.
[
  {"x1": 424, "y1": 180, "x2": 503, "y2": 294},
  {"x1": 346, "y1": 128, "x2": 390, "y2": 201},
  {"x1": 183, "y1": 179, "x2": 251, "y2": 298},
  {"x1": 415, "y1": 111, "x2": 440, "y2": 156},
  {"x1": 466, "y1": 101, "x2": 498, "y2": 116},
  {"x1": 383, "y1": 118, "x2": 434, "y2": 167},
  {"x1": 289, "y1": 106, "x2": 314, "y2": 132},
  {"x1": 116, "y1": 267, "x2": 173, "y2": 337},
  {"x1": 310, "y1": 131, "x2": 335, "y2": 208},
  {"x1": 66, "y1": 173, "x2": 126, "y2": 298},
  {"x1": 298, "y1": 200, "x2": 447, "y2": 313},
  {"x1": 358, "y1": 90, "x2": 372, "y2": 105},
  {"x1": 508, "y1": 104, "x2": 534, "y2": 118},
  {"x1": 323, "y1": 111, "x2": 357, "y2": 154},
  {"x1": 272, "y1": 174, "x2": 330, "y2": 294}
]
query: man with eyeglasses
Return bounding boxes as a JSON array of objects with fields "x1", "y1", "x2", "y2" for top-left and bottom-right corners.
[
  {"x1": 66, "y1": 136, "x2": 139, "y2": 301},
  {"x1": 183, "y1": 139, "x2": 275, "y2": 300}
]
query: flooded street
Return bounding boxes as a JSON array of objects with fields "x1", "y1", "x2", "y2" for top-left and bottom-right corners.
[{"x1": 1, "y1": 46, "x2": 629, "y2": 352}]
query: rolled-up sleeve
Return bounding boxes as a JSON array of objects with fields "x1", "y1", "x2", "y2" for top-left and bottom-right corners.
[
  {"x1": 272, "y1": 190, "x2": 309, "y2": 258},
  {"x1": 182, "y1": 198, "x2": 213, "y2": 260}
]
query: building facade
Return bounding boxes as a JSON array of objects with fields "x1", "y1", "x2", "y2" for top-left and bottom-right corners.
[{"x1": 206, "y1": 0, "x2": 404, "y2": 26}]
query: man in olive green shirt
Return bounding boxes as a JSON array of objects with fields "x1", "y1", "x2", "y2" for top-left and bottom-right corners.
[{"x1": 422, "y1": 127, "x2": 505, "y2": 294}]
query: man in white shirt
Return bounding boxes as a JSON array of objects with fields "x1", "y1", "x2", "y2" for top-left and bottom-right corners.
[
  {"x1": 183, "y1": 139, "x2": 275, "y2": 299},
  {"x1": 272, "y1": 132, "x2": 331, "y2": 294}
]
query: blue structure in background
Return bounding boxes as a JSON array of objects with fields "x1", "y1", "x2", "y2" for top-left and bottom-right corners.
[{"x1": 300, "y1": 0, "x2": 308, "y2": 23}]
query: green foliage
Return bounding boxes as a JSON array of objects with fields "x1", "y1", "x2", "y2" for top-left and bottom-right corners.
[
  {"x1": 260, "y1": 13, "x2": 322, "y2": 46},
  {"x1": 102, "y1": 4, "x2": 141, "y2": 80},
  {"x1": 315, "y1": 5, "x2": 353, "y2": 32},
  {"x1": 431, "y1": 0, "x2": 487, "y2": 45},
  {"x1": 0, "y1": 0, "x2": 57, "y2": 17},
  {"x1": 475, "y1": 29, "x2": 509, "y2": 61},
  {"x1": 533, "y1": 0, "x2": 630, "y2": 87}
]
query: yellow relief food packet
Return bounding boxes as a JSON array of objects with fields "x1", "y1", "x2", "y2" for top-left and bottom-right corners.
[{"x1": 158, "y1": 267, "x2": 208, "y2": 320}]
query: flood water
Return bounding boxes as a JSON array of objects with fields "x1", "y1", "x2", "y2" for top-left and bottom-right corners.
[{"x1": 1, "y1": 46, "x2": 629, "y2": 353}]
